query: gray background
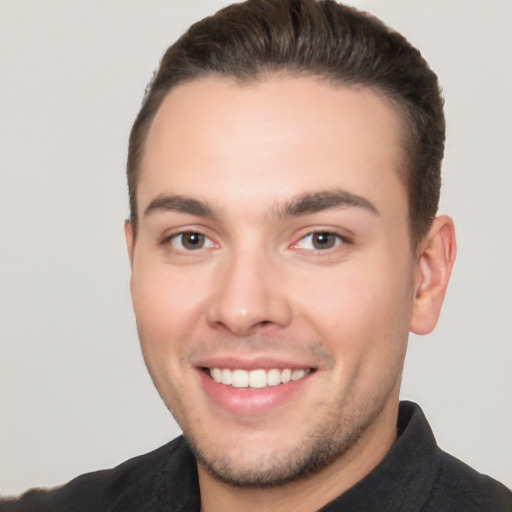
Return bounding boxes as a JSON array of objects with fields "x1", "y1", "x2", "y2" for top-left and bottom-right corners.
[{"x1": 1, "y1": 0, "x2": 511, "y2": 495}]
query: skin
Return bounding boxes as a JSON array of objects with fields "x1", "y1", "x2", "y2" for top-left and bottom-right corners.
[{"x1": 125, "y1": 76, "x2": 456, "y2": 512}]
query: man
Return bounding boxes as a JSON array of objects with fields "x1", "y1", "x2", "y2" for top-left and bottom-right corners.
[{"x1": 2, "y1": 0, "x2": 511, "y2": 510}]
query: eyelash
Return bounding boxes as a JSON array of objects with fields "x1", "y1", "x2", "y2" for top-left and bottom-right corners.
[
  {"x1": 291, "y1": 230, "x2": 351, "y2": 253},
  {"x1": 160, "y1": 231, "x2": 217, "y2": 251},
  {"x1": 159, "y1": 229, "x2": 352, "y2": 254}
]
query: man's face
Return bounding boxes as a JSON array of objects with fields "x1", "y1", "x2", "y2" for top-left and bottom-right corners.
[{"x1": 126, "y1": 76, "x2": 419, "y2": 486}]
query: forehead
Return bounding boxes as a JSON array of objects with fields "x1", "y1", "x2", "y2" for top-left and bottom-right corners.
[{"x1": 139, "y1": 76, "x2": 407, "y2": 220}]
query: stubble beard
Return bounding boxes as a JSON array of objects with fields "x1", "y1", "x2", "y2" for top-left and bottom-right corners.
[{"x1": 179, "y1": 392, "x2": 391, "y2": 488}]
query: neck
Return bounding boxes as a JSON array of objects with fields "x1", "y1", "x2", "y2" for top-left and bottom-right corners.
[{"x1": 198, "y1": 401, "x2": 399, "y2": 512}]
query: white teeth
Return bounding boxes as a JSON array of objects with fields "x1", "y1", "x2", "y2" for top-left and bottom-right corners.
[
  {"x1": 266, "y1": 368, "x2": 281, "y2": 387},
  {"x1": 232, "y1": 369, "x2": 249, "y2": 388},
  {"x1": 212, "y1": 368, "x2": 222, "y2": 383},
  {"x1": 221, "y1": 368, "x2": 232, "y2": 386},
  {"x1": 281, "y1": 368, "x2": 292, "y2": 383},
  {"x1": 208, "y1": 367, "x2": 311, "y2": 388},
  {"x1": 291, "y1": 369, "x2": 307, "y2": 381},
  {"x1": 249, "y1": 369, "x2": 267, "y2": 388}
]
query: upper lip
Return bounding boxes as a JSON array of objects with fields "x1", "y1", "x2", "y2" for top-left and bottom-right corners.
[{"x1": 193, "y1": 355, "x2": 317, "y2": 371}]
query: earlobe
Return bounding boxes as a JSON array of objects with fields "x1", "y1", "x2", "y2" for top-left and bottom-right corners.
[
  {"x1": 410, "y1": 216, "x2": 456, "y2": 335},
  {"x1": 124, "y1": 220, "x2": 135, "y2": 268}
]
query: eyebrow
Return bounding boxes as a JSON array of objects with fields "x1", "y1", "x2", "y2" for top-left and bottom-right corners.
[
  {"x1": 143, "y1": 195, "x2": 216, "y2": 219},
  {"x1": 272, "y1": 189, "x2": 379, "y2": 218},
  {"x1": 142, "y1": 188, "x2": 378, "y2": 221}
]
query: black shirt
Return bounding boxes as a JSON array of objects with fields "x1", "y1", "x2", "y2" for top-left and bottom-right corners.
[{"x1": 2, "y1": 402, "x2": 511, "y2": 511}]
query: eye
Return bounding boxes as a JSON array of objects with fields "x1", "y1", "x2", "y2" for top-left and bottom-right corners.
[
  {"x1": 169, "y1": 232, "x2": 215, "y2": 251},
  {"x1": 295, "y1": 231, "x2": 345, "y2": 251}
]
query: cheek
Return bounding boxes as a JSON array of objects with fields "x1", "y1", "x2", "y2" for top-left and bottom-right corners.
[
  {"x1": 294, "y1": 256, "x2": 414, "y2": 353},
  {"x1": 130, "y1": 261, "x2": 208, "y2": 354}
]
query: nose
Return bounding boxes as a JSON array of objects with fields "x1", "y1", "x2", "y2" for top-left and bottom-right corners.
[{"x1": 206, "y1": 250, "x2": 293, "y2": 336}]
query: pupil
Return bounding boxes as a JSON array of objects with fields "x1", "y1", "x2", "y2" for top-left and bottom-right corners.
[
  {"x1": 313, "y1": 233, "x2": 335, "y2": 250},
  {"x1": 183, "y1": 233, "x2": 204, "y2": 250}
]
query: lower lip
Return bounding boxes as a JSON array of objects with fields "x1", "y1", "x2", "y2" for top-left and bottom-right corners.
[{"x1": 198, "y1": 369, "x2": 313, "y2": 416}]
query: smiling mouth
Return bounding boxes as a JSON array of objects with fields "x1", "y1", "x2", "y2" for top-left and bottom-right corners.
[{"x1": 205, "y1": 367, "x2": 313, "y2": 389}]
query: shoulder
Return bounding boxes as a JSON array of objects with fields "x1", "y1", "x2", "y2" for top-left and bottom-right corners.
[
  {"x1": 390, "y1": 402, "x2": 512, "y2": 511},
  {"x1": 423, "y1": 448, "x2": 512, "y2": 511},
  {"x1": 399, "y1": 402, "x2": 512, "y2": 511},
  {"x1": 0, "y1": 437, "x2": 199, "y2": 512}
]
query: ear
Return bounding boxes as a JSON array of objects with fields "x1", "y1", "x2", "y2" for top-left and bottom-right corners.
[
  {"x1": 124, "y1": 220, "x2": 135, "y2": 268},
  {"x1": 410, "y1": 215, "x2": 456, "y2": 335}
]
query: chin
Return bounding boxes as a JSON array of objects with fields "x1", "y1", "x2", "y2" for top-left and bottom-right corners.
[{"x1": 183, "y1": 406, "x2": 374, "y2": 488}]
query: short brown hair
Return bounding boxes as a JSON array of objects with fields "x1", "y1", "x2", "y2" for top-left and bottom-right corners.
[{"x1": 127, "y1": 0, "x2": 445, "y2": 245}]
